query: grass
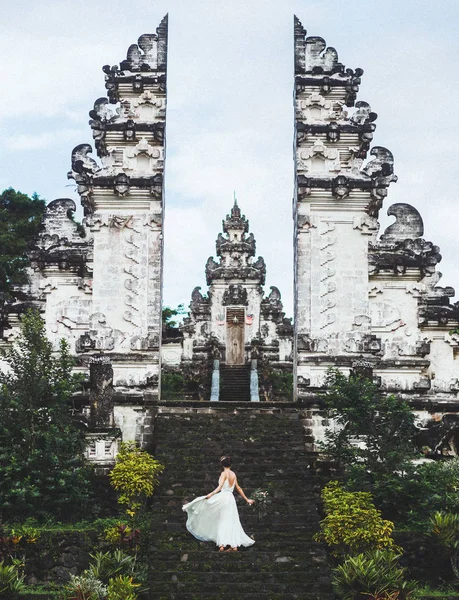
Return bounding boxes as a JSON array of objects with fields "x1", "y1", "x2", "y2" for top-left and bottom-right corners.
[
  {"x1": 21, "y1": 582, "x2": 63, "y2": 598},
  {"x1": 413, "y1": 584, "x2": 459, "y2": 598}
]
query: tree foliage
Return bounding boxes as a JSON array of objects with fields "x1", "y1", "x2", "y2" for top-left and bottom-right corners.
[
  {"x1": 161, "y1": 371, "x2": 186, "y2": 401},
  {"x1": 0, "y1": 310, "x2": 93, "y2": 521},
  {"x1": 0, "y1": 188, "x2": 45, "y2": 296},
  {"x1": 109, "y1": 442, "x2": 164, "y2": 516},
  {"x1": 321, "y1": 368, "x2": 417, "y2": 476},
  {"x1": 161, "y1": 304, "x2": 185, "y2": 329}
]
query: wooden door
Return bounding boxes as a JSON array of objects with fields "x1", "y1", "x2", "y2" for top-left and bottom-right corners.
[{"x1": 226, "y1": 308, "x2": 245, "y2": 365}]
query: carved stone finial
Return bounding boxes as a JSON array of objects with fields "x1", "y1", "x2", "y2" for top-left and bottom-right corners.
[
  {"x1": 362, "y1": 146, "x2": 397, "y2": 182},
  {"x1": 351, "y1": 101, "x2": 377, "y2": 125},
  {"x1": 381, "y1": 203, "x2": 424, "y2": 242},
  {"x1": 305, "y1": 36, "x2": 342, "y2": 74},
  {"x1": 70, "y1": 144, "x2": 98, "y2": 175},
  {"x1": 118, "y1": 17, "x2": 168, "y2": 73}
]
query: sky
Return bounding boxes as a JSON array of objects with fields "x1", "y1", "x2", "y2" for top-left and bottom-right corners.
[{"x1": 1, "y1": 0, "x2": 458, "y2": 318}]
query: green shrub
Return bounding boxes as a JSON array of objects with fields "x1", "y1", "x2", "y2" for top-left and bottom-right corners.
[
  {"x1": 103, "y1": 523, "x2": 140, "y2": 552},
  {"x1": 106, "y1": 575, "x2": 140, "y2": 600},
  {"x1": 87, "y1": 550, "x2": 136, "y2": 585},
  {"x1": 161, "y1": 371, "x2": 186, "y2": 400},
  {"x1": 66, "y1": 572, "x2": 106, "y2": 600},
  {"x1": 0, "y1": 559, "x2": 26, "y2": 598},
  {"x1": 332, "y1": 550, "x2": 415, "y2": 600},
  {"x1": 269, "y1": 371, "x2": 293, "y2": 398},
  {"x1": 314, "y1": 481, "x2": 401, "y2": 557},
  {"x1": 109, "y1": 442, "x2": 164, "y2": 516},
  {"x1": 430, "y1": 511, "x2": 459, "y2": 579}
]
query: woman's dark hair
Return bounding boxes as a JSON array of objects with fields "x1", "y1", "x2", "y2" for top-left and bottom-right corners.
[{"x1": 220, "y1": 455, "x2": 231, "y2": 468}]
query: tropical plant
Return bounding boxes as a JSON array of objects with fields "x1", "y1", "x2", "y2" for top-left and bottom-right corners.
[
  {"x1": 332, "y1": 550, "x2": 415, "y2": 600},
  {"x1": 269, "y1": 370, "x2": 293, "y2": 398},
  {"x1": 86, "y1": 550, "x2": 136, "y2": 585},
  {"x1": 161, "y1": 371, "x2": 186, "y2": 401},
  {"x1": 430, "y1": 511, "x2": 459, "y2": 579},
  {"x1": 106, "y1": 575, "x2": 140, "y2": 600},
  {"x1": 9, "y1": 523, "x2": 40, "y2": 544},
  {"x1": 109, "y1": 442, "x2": 164, "y2": 516},
  {"x1": 314, "y1": 481, "x2": 401, "y2": 557},
  {"x1": 0, "y1": 559, "x2": 26, "y2": 598},
  {"x1": 0, "y1": 310, "x2": 94, "y2": 521},
  {"x1": 0, "y1": 188, "x2": 45, "y2": 301},
  {"x1": 103, "y1": 523, "x2": 141, "y2": 552},
  {"x1": 320, "y1": 368, "x2": 417, "y2": 476},
  {"x1": 66, "y1": 573, "x2": 107, "y2": 600}
]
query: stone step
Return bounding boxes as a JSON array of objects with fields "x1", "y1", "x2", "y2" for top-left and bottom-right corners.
[
  {"x1": 152, "y1": 502, "x2": 320, "y2": 514},
  {"x1": 155, "y1": 449, "x2": 309, "y2": 459},
  {"x1": 156, "y1": 474, "x2": 314, "y2": 486},
  {"x1": 150, "y1": 568, "x2": 330, "y2": 584},
  {"x1": 155, "y1": 416, "x2": 301, "y2": 424},
  {"x1": 153, "y1": 517, "x2": 319, "y2": 529},
  {"x1": 147, "y1": 547, "x2": 325, "y2": 563},
  {"x1": 146, "y1": 408, "x2": 333, "y2": 599},
  {"x1": 154, "y1": 529, "x2": 320, "y2": 541},
  {"x1": 149, "y1": 590, "x2": 334, "y2": 600},
  {"x1": 150, "y1": 540, "x2": 323, "y2": 553},
  {"x1": 156, "y1": 440, "x2": 307, "y2": 448},
  {"x1": 153, "y1": 501, "x2": 319, "y2": 514},
  {"x1": 147, "y1": 581, "x2": 334, "y2": 598}
]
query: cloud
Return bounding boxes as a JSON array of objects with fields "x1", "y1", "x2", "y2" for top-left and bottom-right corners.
[
  {"x1": 5, "y1": 129, "x2": 85, "y2": 151},
  {"x1": 1, "y1": 0, "x2": 458, "y2": 316}
]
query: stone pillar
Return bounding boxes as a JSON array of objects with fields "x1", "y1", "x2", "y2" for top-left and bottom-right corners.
[
  {"x1": 250, "y1": 359, "x2": 260, "y2": 402},
  {"x1": 89, "y1": 356, "x2": 114, "y2": 428},
  {"x1": 210, "y1": 359, "x2": 220, "y2": 401}
]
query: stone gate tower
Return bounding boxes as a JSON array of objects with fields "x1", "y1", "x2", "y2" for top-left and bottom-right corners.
[
  {"x1": 6, "y1": 17, "x2": 169, "y2": 408},
  {"x1": 293, "y1": 16, "x2": 395, "y2": 397},
  {"x1": 68, "y1": 18, "x2": 168, "y2": 396},
  {"x1": 293, "y1": 17, "x2": 459, "y2": 454}
]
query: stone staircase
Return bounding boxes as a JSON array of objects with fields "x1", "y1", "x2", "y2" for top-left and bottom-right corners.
[
  {"x1": 147, "y1": 404, "x2": 334, "y2": 600},
  {"x1": 220, "y1": 365, "x2": 251, "y2": 401}
]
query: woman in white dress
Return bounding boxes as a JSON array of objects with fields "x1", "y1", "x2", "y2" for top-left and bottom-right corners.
[{"x1": 182, "y1": 456, "x2": 255, "y2": 552}]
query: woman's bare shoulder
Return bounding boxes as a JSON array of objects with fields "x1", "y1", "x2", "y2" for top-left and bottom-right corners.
[{"x1": 228, "y1": 470, "x2": 237, "y2": 483}]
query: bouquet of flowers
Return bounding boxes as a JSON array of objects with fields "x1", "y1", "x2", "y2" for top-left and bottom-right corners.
[{"x1": 251, "y1": 488, "x2": 272, "y2": 521}]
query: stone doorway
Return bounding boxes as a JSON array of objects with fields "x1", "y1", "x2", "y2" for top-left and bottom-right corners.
[{"x1": 226, "y1": 307, "x2": 245, "y2": 365}]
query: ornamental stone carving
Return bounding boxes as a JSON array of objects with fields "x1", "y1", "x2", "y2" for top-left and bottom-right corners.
[
  {"x1": 222, "y1": 284, "x2": 248, "y2": 307},
  {"x1": 380, "y1": 203, "x2": 424, "y2": 242}
]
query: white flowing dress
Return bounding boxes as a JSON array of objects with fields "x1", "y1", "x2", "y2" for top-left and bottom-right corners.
[{"x1": 182, "y1": 479, "x2": 255, "y2": 548}]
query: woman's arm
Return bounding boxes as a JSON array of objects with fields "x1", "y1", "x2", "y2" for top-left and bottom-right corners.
[
  {"x1": 206, "y1": 473, "x2": 226, "y2": 499},
  {"x1": 235, "y1": 479, "x2": 255, "y2": 505}
]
